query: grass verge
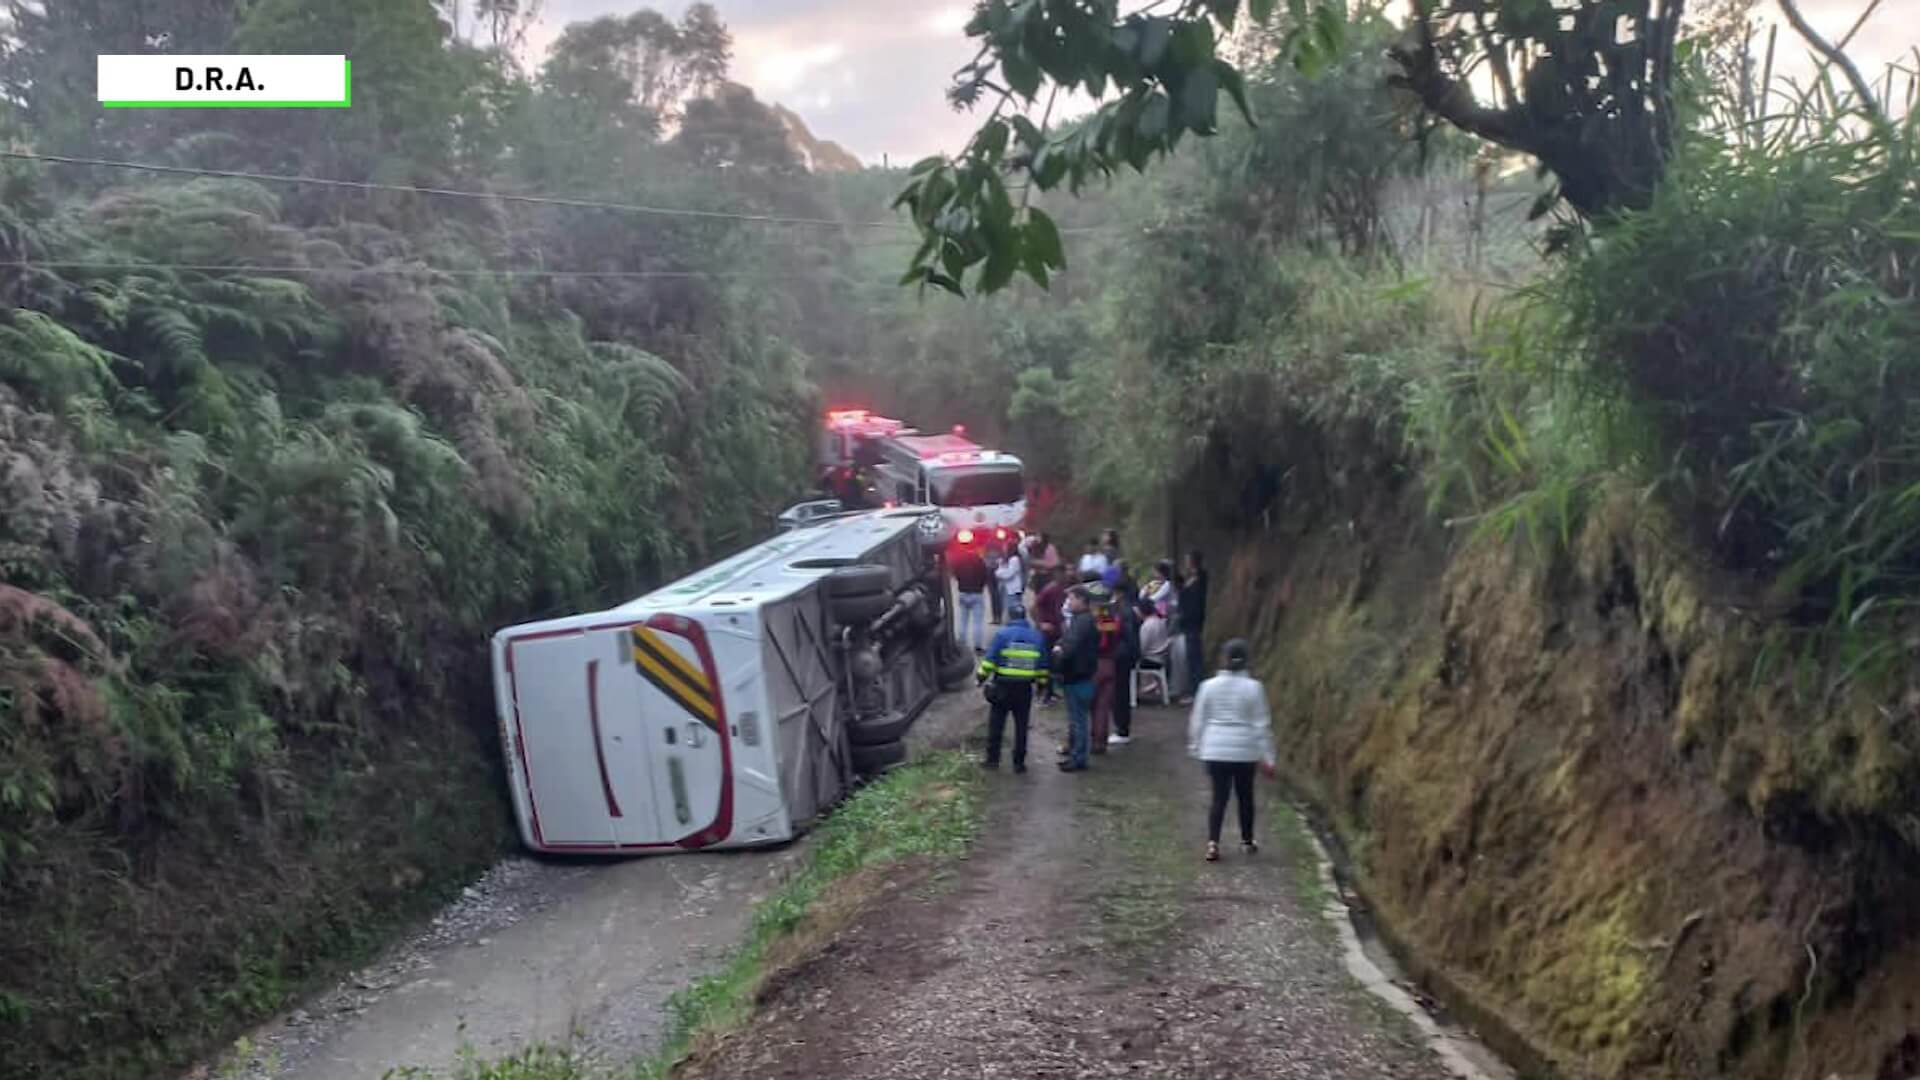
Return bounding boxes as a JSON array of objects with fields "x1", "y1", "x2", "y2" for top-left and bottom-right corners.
[{"x1": 382, "y1": 750, "x2": 984, "y2": 1080}]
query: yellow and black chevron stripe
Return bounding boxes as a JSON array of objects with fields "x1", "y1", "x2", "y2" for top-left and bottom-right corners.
[{"x1": 631, "y1": 626, "x2": 720, "y2": 730}]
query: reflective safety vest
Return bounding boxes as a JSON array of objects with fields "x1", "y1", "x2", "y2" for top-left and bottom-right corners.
[{"x1": 978, "y1": 620, "x2": 1049, "y2": 683}]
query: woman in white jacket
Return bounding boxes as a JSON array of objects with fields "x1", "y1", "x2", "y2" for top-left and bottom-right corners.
[{"x1": 1186, "y1": 638, "x2": 1276, "y2": 862}]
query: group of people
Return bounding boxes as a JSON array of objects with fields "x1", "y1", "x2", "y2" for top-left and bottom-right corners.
[{"x1": 968, "y1": 530, "x2": 1274, "y2": 859}]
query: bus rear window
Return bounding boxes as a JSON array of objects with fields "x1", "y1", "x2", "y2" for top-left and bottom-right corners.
[{"x1": 932, "y1": 468, "x2": 1023, "y2": 507}]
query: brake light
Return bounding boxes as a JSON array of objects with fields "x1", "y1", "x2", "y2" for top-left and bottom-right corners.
[
  {"x1": 957, "y1": 529, "x2": 975, "y2": 545},
  {"x1": 995, "y1": 529, "x2": 1008, "y2": 541},
  {"x1": 883, "y1": 500, "x2": 896, "y2": 509}
]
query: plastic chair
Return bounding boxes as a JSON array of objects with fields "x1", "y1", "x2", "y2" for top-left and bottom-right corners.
[{"x1": 1131, "y1": 660, "x2": 1171, "y2": 707}]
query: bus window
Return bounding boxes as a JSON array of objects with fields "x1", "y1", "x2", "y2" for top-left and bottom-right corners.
[{"x1": 931, "y1": 468, "x2": 1024, "y2": 507}]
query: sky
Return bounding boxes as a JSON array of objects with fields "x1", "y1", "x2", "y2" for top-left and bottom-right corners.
[{"x1": 528, "y1": 1, "x2": 1920, "y2": 165}]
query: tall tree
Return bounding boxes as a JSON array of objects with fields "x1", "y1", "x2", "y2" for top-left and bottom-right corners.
[
  {"x1": 539, "y1": 3, "x2": 731, "y2": 138},
  {"x1": 0, "y1": 0, "x2": 242, "y2": 157},
  {"x1": 894, "y1": 0, "x2": 1701, "y2": 295}
]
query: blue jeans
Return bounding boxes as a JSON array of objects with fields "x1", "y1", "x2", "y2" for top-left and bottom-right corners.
[
  {"x1": 1063, "y1": 680, "x2": 1095, "y2": 768},
  {"x1": 956, "y1": 591, "x2": 986, "y2": 652}
]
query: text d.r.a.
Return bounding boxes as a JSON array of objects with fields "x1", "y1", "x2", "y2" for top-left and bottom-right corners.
[{"x1": 175, "y1": 66, "x2": 262, "y2": 91}]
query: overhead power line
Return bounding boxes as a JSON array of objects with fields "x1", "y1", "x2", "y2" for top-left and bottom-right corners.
[
  {"x1": 0, "y1": 149, "x2": 1138, "y2": 237},
  {"x1": 7, "y1": 260, "x2": 798, "y2": 280},
  {"x1": 0, "y1": 149, "x2": 914, "y2": 231}
]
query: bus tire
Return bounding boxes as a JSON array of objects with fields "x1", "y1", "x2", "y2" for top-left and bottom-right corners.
[
  {"x1": 848, "y1": 710, "x2": 913, "y2": 746},
  {"x1": 826, "y1": 565, "x2": 893, "y2": 599},
  {"x1": 938, "y1": 646, "x2": 977, "y2": 691},
  {"x1": 831, "y1": 590, "x2": 892, "y2": 625},
  {"x1": 851, "y1": 739, "x2": 907, "y2": 774}
]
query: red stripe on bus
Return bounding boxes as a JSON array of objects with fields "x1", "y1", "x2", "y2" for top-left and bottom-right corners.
[
  {"x1": 503, "y1": 615, "x2": 734, "y2": 852},
  {"x1": 585, "y1": 659, "x2": 623, "y2": 819}
]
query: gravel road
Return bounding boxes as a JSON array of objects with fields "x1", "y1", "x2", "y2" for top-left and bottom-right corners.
[
  {"x1": 679, "y1": 696, "x2": 1474, "y2": 1080},
  {"x1": 197, "y1": 690, "x2": 983, "y2": 1080}
]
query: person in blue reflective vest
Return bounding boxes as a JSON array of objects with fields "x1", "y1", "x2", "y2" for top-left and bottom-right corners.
[{"x1": 976, "y1": 603, "x2": 1049, "y2": 773}]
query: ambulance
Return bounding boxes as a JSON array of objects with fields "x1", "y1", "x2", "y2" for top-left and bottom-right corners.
[{"x1": 817, "y1": 409, "x2": 1027, "y2": 548}]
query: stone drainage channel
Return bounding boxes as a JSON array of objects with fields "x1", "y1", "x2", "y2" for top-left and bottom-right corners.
[{"x1": 1291, "y1": 800, "x2": 1528, "y2": 1080}]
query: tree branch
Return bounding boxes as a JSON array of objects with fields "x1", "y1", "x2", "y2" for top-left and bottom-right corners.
[
  {"x1": 1471, "y1": 9, "x2": 1519, "y2": 111},
  {"x1": 1388, "y1": 16, "x2": 1530, "y2": 152},
  {"x1": 1776, "y1": 0, "x2": 1893, "y2": 138}
]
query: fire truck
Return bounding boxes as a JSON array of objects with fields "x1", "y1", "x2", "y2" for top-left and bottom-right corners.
[{"x1": 818, "y1": 409, "x2": 1026, "y2": 551}]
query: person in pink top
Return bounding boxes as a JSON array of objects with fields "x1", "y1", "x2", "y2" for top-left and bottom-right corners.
[{"x1": 1025, "y1": 531, "x2": 1062, "y2": 574}]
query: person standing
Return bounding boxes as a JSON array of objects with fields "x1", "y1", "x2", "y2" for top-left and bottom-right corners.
[
  {"x1": 1145, "y1": 560, "x2": 1176, "y2": 619},
  {"x1": 1176, "y1": 550, "x2": 1210, "y2": 701},
  {"x1": 1087, "y1": 583, "x2": 1119, "y2": 754},
  {"x1": 994, "y1": 540, "x2": 1025, "y2": 630},
  {"x1": 985, "y1": 546, "x2": 1006, "y2": 626},
  {"x1": 1109, "y1": 594, "x2": 1142, "y2": 746},
  {"x1": 1032, "y1": 565, "x2": 1070, "y2": 706},
  {"x1": 1053, "y1": 586, "x2": 1098, "y2": 772},
  {"x1": 1112, "y1": 559, "x2": 1138, "y2": 608},
  {"x1": 1187, "y1": 639, "x2": 1276, "y2": 862},
  {"x1": 977, "y1": 604, "x2": 1048, "y2": 772},
  {"x1": 1026, "y1": 531, "x2": 1062, "y2": 574},
  {"x1": 952, "y1": 543, "x2": 991, "y2": 654},
  {"x1": 1100, "y1": 528, "x2": 1122, "y2": 566},
  {"x1": 1077, "y1": 538, "x2": 1109, "y2": 580}
]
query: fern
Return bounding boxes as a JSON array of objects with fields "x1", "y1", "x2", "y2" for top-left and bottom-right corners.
[{"x1": 0, "y1": 309, "x2": 120, "y2": 406}]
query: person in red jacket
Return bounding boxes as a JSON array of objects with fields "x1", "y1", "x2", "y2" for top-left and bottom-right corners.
[
  {"x1": 1032, "y1": 565, "x2": 1070, "y2": 706},
  {"x1": 1088, "y1": 582, "x2": 1120, "y2": 754}
]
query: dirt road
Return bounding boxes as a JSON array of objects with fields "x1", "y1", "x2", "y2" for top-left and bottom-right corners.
[
  {"x1": 680, "y1": 697, "x2": 1491, "y2": 1080},
  {"x1": 207, "y1": 692, "x2": 984, "y2": 1080}
]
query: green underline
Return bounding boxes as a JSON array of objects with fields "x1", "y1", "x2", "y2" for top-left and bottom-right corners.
[
  {"x1": 101, "y1": 59, "x2": 351, "y2": 110},
  {"x1": 102, "y1": 101, "x2": 349, "y2": 108}
]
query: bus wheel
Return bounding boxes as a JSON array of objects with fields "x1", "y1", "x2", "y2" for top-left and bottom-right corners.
[{"x1": 851, "y1": 739, "x2": 907, "y2": 774}]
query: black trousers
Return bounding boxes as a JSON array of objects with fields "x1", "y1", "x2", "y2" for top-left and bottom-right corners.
[
  {"x1": 1206, "y1": 761, "x2": 1257, "y2": 844},
  {"x1": 985, "y1": 682, "x2": 1035, "y2": 765},
  {"x1": 1112, "y1": 662, "x2": 1135, "y2": 736},
  {"x1": 988, "y1": 586, "x2": 1005, "y2": 623}
]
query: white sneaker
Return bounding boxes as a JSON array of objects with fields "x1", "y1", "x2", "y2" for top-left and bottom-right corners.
[{"x1": 1108, "y1": 734, "x2": 1131, "y2": 746}]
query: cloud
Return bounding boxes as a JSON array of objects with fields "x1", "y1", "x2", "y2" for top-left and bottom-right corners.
[
  {"x1": 529, "y1": 0, "x2": 1920, "y2": 166},
  {"x1": 748, "y1": 41, "x2": 847, "y2": 96},
  {"x1": 923, "y1": 5, "x2": 973, "y2": 36}
]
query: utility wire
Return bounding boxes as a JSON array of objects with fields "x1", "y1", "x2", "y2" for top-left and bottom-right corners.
[
  {"x1": 8, "y1": 260, "x2": 785, "y2": 279},
  {"x1": 0, "y1": 149, "x2": 914, "y2": 231},
  {"x1": 0, "y1": 149, "x2": 1136, "y2": 236}
]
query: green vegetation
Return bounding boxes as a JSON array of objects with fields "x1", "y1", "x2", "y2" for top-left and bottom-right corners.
[
  {"x1": 4, "y1": 0, "x2": 1917, "y2": 1075},
  {"x1": 380, "y1": 751, "x2": 983, "y2": 1080},
  {"x1": 642, "y1": 750, "x2": 981, "y2": 1078},
  {"x1": 0, "y1": 3, "x2": 860, "y2": 1077}
]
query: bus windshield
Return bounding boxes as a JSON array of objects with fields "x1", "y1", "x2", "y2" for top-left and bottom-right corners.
[{"x1": 931, "y1": 466, "x2": 1023, "y2": 507}]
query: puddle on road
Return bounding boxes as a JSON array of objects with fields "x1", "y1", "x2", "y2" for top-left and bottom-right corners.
[{"x1": 1292, "y1": 805, "x2": 1521, "y2": 1080}]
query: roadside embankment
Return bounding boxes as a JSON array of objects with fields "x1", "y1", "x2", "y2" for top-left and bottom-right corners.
[{"x1": 1203, "y1": 483, "x2": 1920, "y2": 1080}]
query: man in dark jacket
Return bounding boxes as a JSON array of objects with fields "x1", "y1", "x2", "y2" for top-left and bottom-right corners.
[
  {"x1": 1176, "y1": 550, "x2": 1210, "y2": 701},
  {"x1": 951, "y1": 543, "x2": 991, "y2": 654},
  {"x1": 1108, "y1": 595, "x2": 1142, "y2": 745},
  {"x1": 977, "y1": 604, "x2": 1048, "y2": 772},
  {"x1": 1053, "y1": 586, "x2": 1098, "y2": 771}
]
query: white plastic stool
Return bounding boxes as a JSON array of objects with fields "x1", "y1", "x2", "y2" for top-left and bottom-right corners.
[{"x1": 1131, "y1": 663, "x2": 1171, "y2": 707}]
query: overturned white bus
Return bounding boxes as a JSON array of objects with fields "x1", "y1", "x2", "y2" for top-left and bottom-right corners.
[{"x1": 489, "y1": 508, "x2": 976, "y2": 855}]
